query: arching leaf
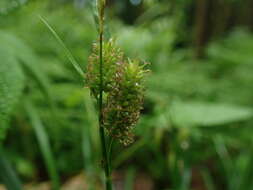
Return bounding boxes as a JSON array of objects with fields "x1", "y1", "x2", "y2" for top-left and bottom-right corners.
[{"x1": 0, "y1": 47, "x2": 24, "y2": 140}]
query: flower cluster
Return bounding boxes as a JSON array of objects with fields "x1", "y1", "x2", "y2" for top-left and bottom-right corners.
[{"x1": 86, "y1": 39, "x2": 149, "y2": 145}]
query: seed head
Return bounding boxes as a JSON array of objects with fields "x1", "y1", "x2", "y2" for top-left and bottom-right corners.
[{"x1": 86, "y1": 39, "x2": 149, "y2": 145}]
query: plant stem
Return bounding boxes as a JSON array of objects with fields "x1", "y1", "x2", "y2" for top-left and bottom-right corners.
[
  {"x1": 108, "y1": 137, "x2": 114, "y2": 173},
  {"x1": 98, "y1": 2, "x2": 112, "y2": 188}
]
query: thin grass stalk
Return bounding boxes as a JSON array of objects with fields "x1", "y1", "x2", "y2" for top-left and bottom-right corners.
[
  {"x1": 97, "y1": 0, "x2": 112, "y2": 189},
  {"x1": 107, "y1": 137, "x2": 114, "y2": 174}
]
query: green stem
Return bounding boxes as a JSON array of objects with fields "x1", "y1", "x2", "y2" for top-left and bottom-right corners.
[
  {"x1": 98, "y1": 23, "x2": 113, "y2": 190},
  {"x1": 108, "y1": 137, "x2": 114, "y2": 174}
]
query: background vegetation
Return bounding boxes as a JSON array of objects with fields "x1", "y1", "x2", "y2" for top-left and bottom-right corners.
[{"x1": 1, "y1": 0, "x2": 253, "y2": 189}]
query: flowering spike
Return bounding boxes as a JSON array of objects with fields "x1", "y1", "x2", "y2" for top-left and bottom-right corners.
[{"x1": 86, "y1": 39, "x2": 149, "y2": 145}]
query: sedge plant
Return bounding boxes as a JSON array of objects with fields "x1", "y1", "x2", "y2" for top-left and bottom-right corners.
[
  {"x1": 86, "y1": 0, "x2": 149, "y2": 189},
  {"x1": 40, "y1": 0, "x2": 149, "y2": 188}
]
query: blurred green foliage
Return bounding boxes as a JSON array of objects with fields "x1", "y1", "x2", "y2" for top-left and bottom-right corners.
[{"x1": 0, "y1": 0, "x2": 253, "y2": 189}]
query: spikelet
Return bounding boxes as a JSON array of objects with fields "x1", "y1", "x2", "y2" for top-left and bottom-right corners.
[
  {"x1": 86, "y1": 39, "x2": 149, "y2": 145},
  {"x1": 86, "y1": 39, "x2": 123, "y2": 98}
]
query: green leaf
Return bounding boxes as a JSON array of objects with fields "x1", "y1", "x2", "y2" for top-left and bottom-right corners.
[
  {"x1": 207, "y1": 30, "x2": 253, "y2": 65},
  {"x1": 0, "y1": 30, "x2": 53, "y2": 104},
  {"x1": 0, "y1": 47, "x2": 24, "y2": 140},
  {"x1": 0, "y1": 30, "x2": 54, "y2": 141},
  {"x1": 39, "y1": 16, "x2": 85, "y2": 78},
  {"x1": 25, "y1": 102, "x2": 60, "y2": 190},
  {"x1": 0, "y1": 146, "x2": 23, "y2": 190},
  {"x1": 0, "y1": 0, "x2": 27, "y2": 15},
  {"x1": 169, "y1": 101, "x2": 253, "y2": 127}
]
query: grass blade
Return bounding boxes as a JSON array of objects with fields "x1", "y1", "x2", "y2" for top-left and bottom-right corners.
[
  {"x1": 201, "y1": 168, "x2": 216, "y2": 190},
  {"x1": 113, "y1": 139, "x2": 145, "y2": 168},
  {"x1": 180, "y1": 167, "x2": 191, "y2": 190},
  {"x1": 213, "y1": 135, "x2": 234, "y2": 190},
  {"x1": 25, "y1": 102, "x2": 60, "y2": 190},
  {"x1": 39, "y1": 15, "x2": 85, "y2": 78},
  {"x1": 124, "y1": 167, "x2": 136, "y2": 190},
  {"x1": 0, "y1": 146, "x2": 23, "y2": 190}
]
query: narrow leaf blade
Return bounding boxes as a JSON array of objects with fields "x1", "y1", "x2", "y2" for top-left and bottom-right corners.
[{"x1": 39, "y1": 15, "x2": 85, "y2": 78}]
